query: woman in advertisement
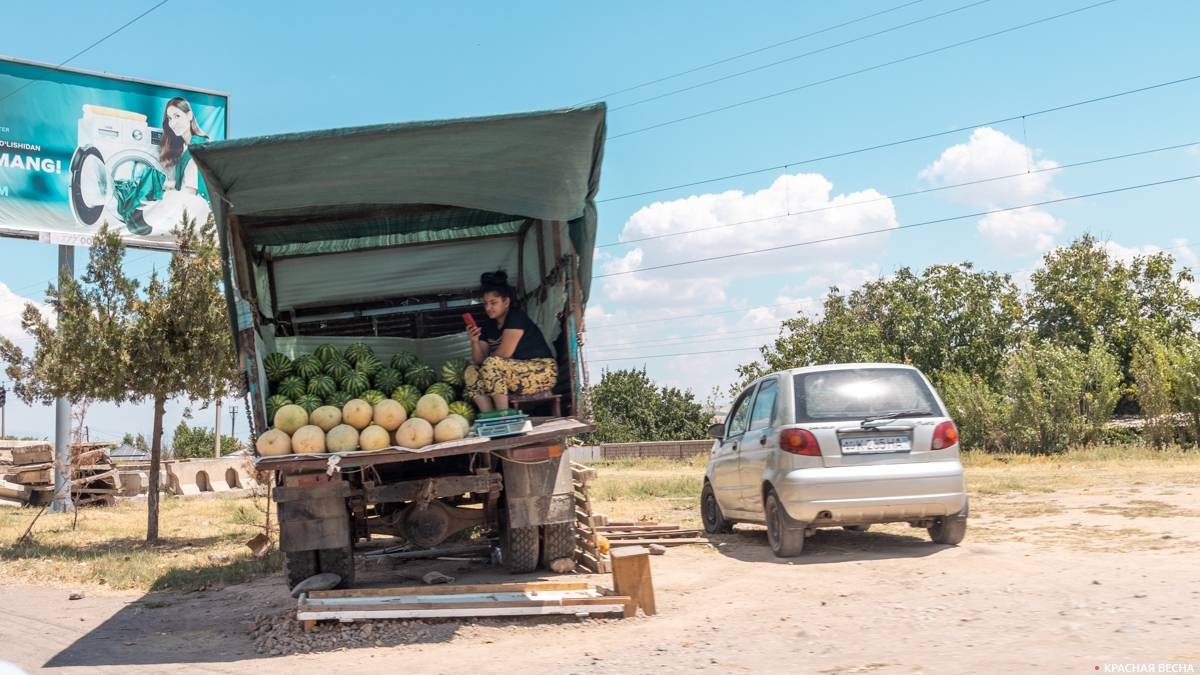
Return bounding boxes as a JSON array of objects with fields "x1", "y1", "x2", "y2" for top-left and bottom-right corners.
[{"x1": 114, "y1": 96, "x2": 212, "y2": 236}]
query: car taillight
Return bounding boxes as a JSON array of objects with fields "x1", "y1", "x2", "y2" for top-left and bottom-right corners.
[
  {"x1": 780, "y1": 429, "x2": 821, "y2": 456},
  {"x1": 932, "y1": 421, "x2": 959, "y2": 450}
]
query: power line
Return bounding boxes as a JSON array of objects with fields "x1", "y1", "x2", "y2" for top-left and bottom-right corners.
[
  {"x1": 612, "y1": 0, "x2": 993, "y2": 112},
  {"x1": 0, "y1": 0, "x2": 172, "y2": 106},
  {"x1": 601, "y1": 73, "x2": 1200, "y2": 202},
  {"x1": 596, "y1": 172, "x2": 1200, "y2": 278},
  {"x1": 590, "y1": 300, "x2": 814, "y2": 330},
  {"x1": 591, "y1": 347, "x2": 762, "y2": 363},
  {"x1": 589, "y1": 328, "x2": 781, "y2": 352},
  {"x1": 608, "y1": 0, "x2": 1119, "y2": 140},
  {"x1": 598, "y1": 140, "x2": 1200, "y2": 248},
  {"x1": 579, "y1": 0, "x2": 926, "y2": 105}
]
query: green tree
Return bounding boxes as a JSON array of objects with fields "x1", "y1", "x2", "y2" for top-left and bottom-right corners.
[
  {"x1": 1027, "y1": 235, "x2": 1200, "y2": 389},
  {"x1": 735, "y1": 263, "x2": 1023, "y2": 392},
  {"x1": 171, "y1": 421, "x2": 242, "y2": 459},
  {"x1": 588, "y1": 368, "x2": 712, "y2": 443},
  {"x1": 937, "y1": 371, "x2": 1009, "y2": 453},
  {"x1": 1170, "y1": 337, "x2": 1200, "y2": 445},
  {"x1": 1131, "y1": 337, "x2": 1176, "y2": 447},
  {"x1": 0, "y1": 218, "x2": 237, "y2": 540}
]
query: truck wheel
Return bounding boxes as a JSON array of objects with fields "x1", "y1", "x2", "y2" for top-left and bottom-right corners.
[
  {"x1": 503, "y1": 525, "x2": 540, "y2": 574},
  {"x1": 540, "y1": 522, "x2": 575, "y2": 570},
  {"x1": 283, "y1": 550, "x2": 319, "y2": 590},
  {"x1": 318, "y1": 546, "x2": 356, "y2": 588}
]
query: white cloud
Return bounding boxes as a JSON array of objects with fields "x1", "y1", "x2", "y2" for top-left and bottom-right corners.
[
  {"x1": 976, "y1": 208, "x2": 1064, "y2": 255},
  {"x1": 1102, "y1": 240, "x2": 1162, "y2": 264},
  {"x1": 0, "y1": 282, "x2": 51, "y2": 346},
  {"x1": 919, "y1": 127, "x2": 1059, "y2": 206}
]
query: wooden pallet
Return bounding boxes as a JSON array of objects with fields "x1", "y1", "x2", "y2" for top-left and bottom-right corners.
[{"x1": 571, "y1": 461, "x2": 611, "y2": 573}]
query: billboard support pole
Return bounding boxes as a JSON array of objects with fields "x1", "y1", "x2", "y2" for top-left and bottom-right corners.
[{"x1": 50, "y1": 245, "x2": 75, "y2": 514}]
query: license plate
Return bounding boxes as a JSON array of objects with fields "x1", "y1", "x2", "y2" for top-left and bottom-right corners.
[{"x1": 840, "y1": 435, "x2": 911, "y2": 454}]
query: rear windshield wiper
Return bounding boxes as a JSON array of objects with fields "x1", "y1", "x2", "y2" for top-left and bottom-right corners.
[{"x1": 861, "y1": 409, "x2": 934, "y2": 425}]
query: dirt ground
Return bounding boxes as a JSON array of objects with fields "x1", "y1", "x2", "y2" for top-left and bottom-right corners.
[{"x1": 3, "y1": 480, "x2": 1199, "y2": 674}]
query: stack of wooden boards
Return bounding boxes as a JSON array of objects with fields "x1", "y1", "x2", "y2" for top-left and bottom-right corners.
[
  {"x1": 0, "y1": 442, "x2": 119, "y2": 507},
  {"x1": 571, "y1": 460, "x2": 707, "y2": 574}
]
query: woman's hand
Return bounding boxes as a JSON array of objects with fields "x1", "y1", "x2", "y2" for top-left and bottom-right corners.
[{"x1": 466, "y1": 325, "x2": 482, "y2": 342}]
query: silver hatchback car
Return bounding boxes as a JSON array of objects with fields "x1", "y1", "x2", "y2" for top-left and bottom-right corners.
[{"x1": 701, "y1": 363, "x2": 968, "y2": 557}]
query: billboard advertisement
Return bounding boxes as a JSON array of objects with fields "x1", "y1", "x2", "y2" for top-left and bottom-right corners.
[{"x1": 0, "y1": 57, "x2": 228, "y2": 249}]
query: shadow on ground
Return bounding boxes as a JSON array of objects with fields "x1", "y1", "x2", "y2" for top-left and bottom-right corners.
[{"x1": 707, "y1": 525, "x2": 947, "y2": 564}]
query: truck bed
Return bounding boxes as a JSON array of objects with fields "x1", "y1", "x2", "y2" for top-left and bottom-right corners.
[{"x1": 253, "y1": 418, "x2": 592, "y2": 472}]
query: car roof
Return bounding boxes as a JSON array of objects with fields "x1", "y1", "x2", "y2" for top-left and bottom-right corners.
[{"x1": 775, "y1": 362, "x2": 922, "y2": 376}]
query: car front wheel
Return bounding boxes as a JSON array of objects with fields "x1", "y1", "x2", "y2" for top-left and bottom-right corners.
[{"x1": 701, "y1": 481, "x2": 733, "y2": 534}]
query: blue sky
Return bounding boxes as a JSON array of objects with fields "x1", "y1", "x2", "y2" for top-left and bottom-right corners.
[{"x1": 2, "y1": 0, "x2": 1198, "y2": 441}]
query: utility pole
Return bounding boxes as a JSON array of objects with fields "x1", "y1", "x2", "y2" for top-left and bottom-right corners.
[
  {"x1": 1, "y1": 383, "x2": 6, "y2": 438},
  {"x1": 229, "y1": 406, "x2": 238, "y2": 446},
  {"x1": 50, "y1": 245, "x2": 74, "y2": 514},
  {"x1": 214, "y1": 398, "x2": 222, "y2": 458}
]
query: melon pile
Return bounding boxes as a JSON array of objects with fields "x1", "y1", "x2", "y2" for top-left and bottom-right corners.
[{"x1": 255, "y1": 344, "x2": 477, "y2": 457}]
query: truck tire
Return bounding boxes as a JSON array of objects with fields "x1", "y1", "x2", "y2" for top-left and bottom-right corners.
[
  {"x1": 318, "y1": 546, "x2": 356, "y2": 588},
  {"x1": 540, "y1": 522, "x2": 575, "y2": 570},
  {"x1": 283, "y1": 550, "x2": 319, "y2": 590},
  {"x1": 503, "y1": 525, "x2": 540, "y2": 574}
]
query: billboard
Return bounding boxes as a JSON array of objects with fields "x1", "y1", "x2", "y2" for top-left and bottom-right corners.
[{"x1": 0, "y1": 56, "x2": 228, "y2": 249}]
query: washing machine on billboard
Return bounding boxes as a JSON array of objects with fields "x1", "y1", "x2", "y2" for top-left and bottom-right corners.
[{"x1": 68, "y1": 104, "x2": 163, "y2": 228}]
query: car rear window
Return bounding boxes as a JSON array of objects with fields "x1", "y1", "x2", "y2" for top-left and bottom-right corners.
[{"x1": 793, "y1": 368, "x2": 941, "y2": 423}]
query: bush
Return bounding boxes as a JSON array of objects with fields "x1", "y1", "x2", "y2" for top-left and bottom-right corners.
[
  {"x1": 1002, "y1": 340, "x2": 1121, "y2": 454},
  {"x1": 938, "y1": 371, "x2": 1009, "y2": 452},
  {"x1": 1131, "y1": 337, "x2": 1176, "y2": 447},
  {"x1": 1170, "y1": 337, "x2": 1200, "y2": 446},
  {"x1": 171, "y1": 421, "x2": 242, "y2": 459}
]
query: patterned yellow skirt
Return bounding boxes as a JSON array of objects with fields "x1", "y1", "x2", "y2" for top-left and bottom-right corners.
[{"x1": 464, "y1": 356, "x2": 557, "y2": 398}]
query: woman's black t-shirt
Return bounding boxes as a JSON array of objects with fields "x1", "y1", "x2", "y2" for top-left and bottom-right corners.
[{"x1": 481, "y1": 308, "x2": 553, "y2": 360}]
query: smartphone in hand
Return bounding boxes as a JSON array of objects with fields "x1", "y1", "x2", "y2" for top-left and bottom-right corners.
[{"x1": 463, "y1": 313, "x2": 477, "y2": 330}]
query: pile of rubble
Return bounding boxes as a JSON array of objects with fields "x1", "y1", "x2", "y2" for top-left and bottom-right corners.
[{"x1": 248, "y1": 611, "x2": 457, "y2": 656}]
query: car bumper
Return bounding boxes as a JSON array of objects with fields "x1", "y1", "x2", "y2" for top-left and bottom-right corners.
[{"x1": 772, "y1": 460, "x2": 967, "y2": 524}]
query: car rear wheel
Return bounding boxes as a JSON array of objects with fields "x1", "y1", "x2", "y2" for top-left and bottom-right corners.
[
  {"x1": 928, "y1": 516, "x2": 967, "y2": 545},
  {"x1": 701, "y1": 481, "x2": 732, "y2": 534},
  {"x1": 764, "y1": 489, "x2": 804, "y2": 557}
]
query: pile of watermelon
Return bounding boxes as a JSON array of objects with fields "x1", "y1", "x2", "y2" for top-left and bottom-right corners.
[{"x1": 257, "y1": 343, "x2": 478, "y2": 455}]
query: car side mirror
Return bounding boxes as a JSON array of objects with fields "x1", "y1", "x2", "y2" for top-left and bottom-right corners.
[{"x1": 707, "y1": 423, "x2": 725, "y2": 439}]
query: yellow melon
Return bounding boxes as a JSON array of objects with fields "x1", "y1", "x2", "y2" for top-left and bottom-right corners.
[
  {"x1": 414, "y1": 394, "x2": 449, "y2": 424},
  {"x1": 342, "y1": 399, "x2": 373, "y2": 429},
  {"x1": 372, "y1": 399, "x2": 407, "y2": 431},
  {"x1": 433, "y1": 417, "x2": 466, "y2": 443},
  {"x1": 395, "y1": 418, "x2": 434, "y2": 449},
  {"x1": 255, "y1": 429, "x2": 292, "y2": 456},
  {"x1": 273, "y1": 404, "x2": 309, "y2": 435},
  {"x1": 445, "y1": 413, "x2": 471, "y2": 435},
  {"x1": 359, "y1": 425, "x2": 391, "y2": 451},
  {"x1": 326, "y1": 424, "x2": 359, "y2": 453},
  {"x1": 292, "y1": 425, "x2": 326, "y2": 454},
  {"x1": 310, "y1": 405, "x2": 342, "y2": 432}
]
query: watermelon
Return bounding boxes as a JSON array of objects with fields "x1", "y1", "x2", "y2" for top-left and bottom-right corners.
[
  {"x1": 314, "y1": 343, "x2": 341, "y2": 365},
  {"x1": 355, "y1": 353, "x2": 383, "y2": 377},
  {"x1": 426, "y1": 382, "x2": 456, "y2": 404},
  {"x1": 266, "y1": 394, "x2": 293, "y2": 421},
  {"x1": 294, "y1": 394, "x2": 324, "y2": 413},
  {"x1": 345, "y1": 342, "x2": 374, "y2": 365},
  {"x1": 362, "y1": 389, "x2": 386, "y2": 406},
  {"x1": 324, "y1": 356, "x2": 353, "y2": 381},
  {"x1": 278, "y1": 376, "x2": 307, "y2": 401},
  {"x1": 390, "y1": 384, "x2": 422, "y2": 415},
  {"x1": 373, "y1": 367, "x2": 403, "y2": 395},
  {"x1": 341, "y1": 371, "x2": 371, "y2": 396},
  {"x1": 325, "y1": 390, "x2": 353, "y2": 409},
  {"x1": 405, "y1": 364, "x2": 436, "y2": 390},
  {"x1": 447, "y1": 400, "x2": 476, "y2": 425},
  {"x1": 264, "y1": 352, "x2": 293, "y2": 383},
  {"x1": 307, "y1": 374, "x2": 337, "y2": 399},
  {"x1": 441, "y1": 358, "x2": 469, "y2": 387},
  {"x1": 293, "y1": 354, "x2": 322, "y2": 379},
  {"x1": 390, "y1": 351, "x2": 419, "y2": 372}
]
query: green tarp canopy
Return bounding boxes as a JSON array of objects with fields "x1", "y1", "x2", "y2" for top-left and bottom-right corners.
[{"x1": 189, "y1": 103, "x2": 606, "y2": 301}]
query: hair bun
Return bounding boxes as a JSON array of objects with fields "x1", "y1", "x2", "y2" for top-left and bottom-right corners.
[{"x1": 481, "y1": 270, "x2": 509, "y2": 286}]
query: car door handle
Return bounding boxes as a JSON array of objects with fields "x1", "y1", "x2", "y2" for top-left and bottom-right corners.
[
  {"x1": 759, "y1": 436, "x2": 768, "y2": 446},
  {"x1": 731, "y1": 442, "x2": 738, "y2": 451}
]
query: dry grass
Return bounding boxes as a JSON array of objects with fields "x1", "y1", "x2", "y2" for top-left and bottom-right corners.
[
  {"x1": 1, "y1": 445, "x2": 1195, "y2": 591},
  {"x1": 0, "y1": 496, "x2": 279, "y2": 592}
]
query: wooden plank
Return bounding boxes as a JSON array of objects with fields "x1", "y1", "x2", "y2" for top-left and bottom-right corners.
[
  {"x1": 594, "y1": 525, "x2": 681, "y2": 533},
  {"x1": 605, "y1": 537, "x2": 709, "y2": 546},
  {"x1": 300, "y1": 595, "x2": 631, "y2": 615},
  {"x1": 0, "y1": 480, "x2": 30, "y2": 500},
  {"x1": 610, "y1": 546, "x2": 655, "y2": 617},
  {"x1": 11, "y1": 446, "x2": 53, "y2": 465},
  {"x1": 69, "y1": 469, "x2": 117, "y2": 486},
  {"x1": 7, "y1": 469, "x2": 51, "y2": 485},
  {"x1": 597, "y1": 529, "x2": 702, "y2": 538},
  {"x1": 298, "y1": 602, "x2": 628, "y2": 621},
  {"x1": 307, "y1": 581, "x2": 591, "y2": 600}
]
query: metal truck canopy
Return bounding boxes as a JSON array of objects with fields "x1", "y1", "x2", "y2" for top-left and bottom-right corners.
[{"x1": 189, "y1": 103, "x2": 606, "y2": 301}]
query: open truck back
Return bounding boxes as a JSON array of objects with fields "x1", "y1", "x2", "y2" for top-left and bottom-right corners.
[{"x1": 190, "y1": 104, "x2": 605, "y2": 587}]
